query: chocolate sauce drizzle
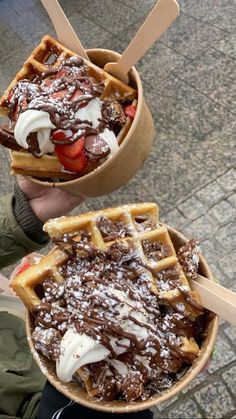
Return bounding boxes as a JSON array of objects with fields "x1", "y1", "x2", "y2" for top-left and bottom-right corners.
[
  {"x1": 1, "y1": 55, "x2": 127, "y2": 162},
  {"x1": 31, "y1": 231, "x2": 212, "y2": 402}
]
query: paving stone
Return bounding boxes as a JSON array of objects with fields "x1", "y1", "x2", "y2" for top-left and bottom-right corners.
[
  {"x1": 59, "y1": 0, "x2": 88, "y2": 18},
  {"x1": 213, "y1": 33, "x2": 236, "y2": 60},
  {"x1": 196, "y1": 181, "x2": 225, "y2": 208},
  {"x1": 151, "y1": 406, "x2": 160, "y2": 419},
  {"x1": 8, "y1": 0, "x2": 39, "y2": 12},
  {"x1": 144, "y1": 74, "x2": 235, "y2": 142},
  {"x1": 207, "y1": 332, "x2": 236, "y2": 374},
  {"x1": 159, "y1": 12, "x2": 225, "y2": 60},
  {"x1": 200, "y1": 239, "x2": 223, "y2": 268},
  {"x1": 217, "y1": 220, "x2": 236, "y2": 253},
  {"x1": 208, "y1": 200, "x2": 235, "y2": 224},
  {"x1": 177, "y1": 196, "x2": 205, "y2": 221},
  {"x1": 222, "y1": 364, "x2": 236, "y2": 393},
  {"x1": 118, "y1": 0, "x2": 156, "y2": 14},
  {"x1": 218, "y1": 251, "x2": 236, "y2": 284},
  {"x1": 0, "y1": 21, "x2": 32, "y2": 94},
  {"x1": 69, "y1": 12, "x2": 125, "y2": 52},
  {"x1": 217, "y1": 169, "x2": 236, "y2": 193},
  {"x1": 181, "y1": 371, "x2": 209, "y2": 394},
  {"x1": 173, "y1": 48, "x2": 236, "y2": 113},
  {"x1": 184, "y1": 213, "x2": 216, "y2": 241},
  {"x1": 194, "y1": 379, "x2": 235, "y2": 418},
  {"x1": 224, "y1": 326, "x2": 236, "y2": 346},
  {"x1": 227, "y1": 193, "x2": 236, "y2": 209},
  {"x1": 81, "y1": 0, "x2": 143, "y2": 35},
  {"x1": 193, "y1": 119, "x2": 236, "y2": 177},
  {"x1": 178, "y1": 0, "x2": 236, "y2": 32},
  {"x1": 4, "y1": 8, "x2": 52, "y2": 46},
  {"x1": 209, "y1": 263, "x2": 229, "y2": 287},
  {"x1": 141, "y1": 128, "x2": 215, "y2": 211},
  {"x1": 157, "y1": 395, "x2": 178, "y2": 412},
  {"x1": 168, "y1": 398, "x2": 202, "y2": 418},
  {"x1": 162, "y1": 208, "x2": 187, "y2": 231},
  {"x1": 136, "y1": 42, "x2": 189, "y2": 86}
]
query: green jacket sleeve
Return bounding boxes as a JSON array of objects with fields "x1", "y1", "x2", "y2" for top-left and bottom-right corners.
[{"x1": 0, "y1": 194, "x2": 48, "y2": 269}]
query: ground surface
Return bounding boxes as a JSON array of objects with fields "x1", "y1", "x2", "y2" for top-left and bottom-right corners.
[{"x1": 0, "y1": 0, "x2": 235, "y2": 417}]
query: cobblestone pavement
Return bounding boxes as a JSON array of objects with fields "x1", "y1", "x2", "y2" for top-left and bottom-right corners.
[{"x1": 0, "y1": 0, "x2": 235, "y2": 417}]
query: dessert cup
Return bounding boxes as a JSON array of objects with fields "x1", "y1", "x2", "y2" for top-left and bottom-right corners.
[
  {"x1": 25, "y1": 224, "x2": 218, "y2": 413},
  {"x1": 24, "y1": 48, "x2": 154, "y2": 197}
]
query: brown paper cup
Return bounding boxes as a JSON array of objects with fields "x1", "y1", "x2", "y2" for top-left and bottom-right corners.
[
  {"x1": 25, "y1": 224, "x2": 218, "y2": 413},
  {"x1": 28, "y1": 48, "x2": 154, "y2": 197}
]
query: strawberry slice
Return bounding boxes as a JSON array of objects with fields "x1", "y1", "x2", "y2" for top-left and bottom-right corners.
[
  {"x1": 71, "y1": 88, "x2": 84, "y2": 101},
  {"x1": 41, "y1": 77, "x2": 56, "y2": 88},
  {"x1": 56, "y1": 149, "x2": 88, "y2": 173},
  {"x1": 52, "y1": 129, "x2": 73, "y2": 143},
  {"x1": 51, "y1": 89, "x2": 68, "y2": 100},
  {"x1": 55, "y1": 137, "x2": 85, "y2": 158},
  {"x1": 56, "y1": 68, "x2": 67, "y2": 78},
  {"x1": 124, "y1": 104, "x2": 136, "y2": 119}
]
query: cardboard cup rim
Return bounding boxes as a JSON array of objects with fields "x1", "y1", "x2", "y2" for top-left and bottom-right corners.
[
  {"x1": 25, "y1": 48, "x2": 144, "y2": 189},
  {"x1": 25, "y1": 223, "x2": 218, "y2": 413}
]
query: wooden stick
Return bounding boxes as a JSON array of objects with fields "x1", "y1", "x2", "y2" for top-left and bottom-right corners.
[
  {"x1": 41, "y1": 0, "x2": 90, "y2": 61},
  {"x1": 190, "y1": 274, "x2": 236, "y2": 326},
  {"x1": 104, "y1": 0, "x2": 179, "y2": 83}
]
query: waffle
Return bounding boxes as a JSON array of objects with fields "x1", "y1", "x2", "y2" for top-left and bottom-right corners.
[
  {"x1": 12, "y1": 203, "x2": 205, "y2": 401},
  {"x1": 0, "y1": 35, "x2": 137, "y2": 180}
]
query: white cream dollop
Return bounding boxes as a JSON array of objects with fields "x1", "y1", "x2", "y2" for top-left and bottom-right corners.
[
  {"x1": 56, "y1": 329, "x2": 110, "y2": 383},
  {"x1": 56, "y1": 284, "x2": 154, "y2": 383},
  {"x1": 75, "y1": 98, "x2": 118, "y2": 156},
  {"x1": 14, "y1": 109, "x2": 55, "y2": 154}
]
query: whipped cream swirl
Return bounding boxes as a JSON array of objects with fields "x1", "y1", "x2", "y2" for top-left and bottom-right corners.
[{"x1": 14, "y1": 109, "x2": 55, "y2": 155}]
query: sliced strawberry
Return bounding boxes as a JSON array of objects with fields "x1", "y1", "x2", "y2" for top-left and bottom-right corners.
[
  {"x1": 52, "y1": 129, "x2": 73, "y2": 143},
  {"x1": 41, "y1": 77, "x2": 56, "y2": 88},
  {"x1": 124, "y1": 104, "x2": 136, "y2": 119},
  {"x1": 51, "y1": 89, "x2": 68, "y2": 100},
  {"x1": 55, "y1": 137, "x2": 85, "y2": 159},
  {"x1": 56, "y1": 68, "x2": 67, "y2": 79},
  {"x1": 71, "y1": 88, "x2": 84, "y2": 101},
  {"x1": 56, "y1": 149, "x2": 88, "y2": 173}
]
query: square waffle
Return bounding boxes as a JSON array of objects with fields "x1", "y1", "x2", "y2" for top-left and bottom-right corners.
[
  {"x1": 0, "y1": 35, "x2": 137, "y2": 180},
  {"x1": 12, "y1": 203, "x2": 206, "y2": 402}
]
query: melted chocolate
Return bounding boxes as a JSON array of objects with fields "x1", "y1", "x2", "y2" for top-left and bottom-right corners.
[
  {"x1": 1, "y1": 56, "x2": 128, "y2": 164},
  {"x1": 32, "y1": 233, "x2": 211, "y2": 402}
]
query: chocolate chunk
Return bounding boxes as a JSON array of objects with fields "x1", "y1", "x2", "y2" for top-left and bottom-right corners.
[
  {"x1": 177, "y1": 239, "x2": 200, "y2": 280},
  {"x1": 32, "y1": 327, "x2": 61, "y2": 361},
  {"x1": 142, "y1": 239, "x2": 172, "y2": 261},
  {"x1": 121, "y1": 372, "x2": 144, "y2": 402},
  {"x1": 0, "y1": 127, "x2": 22, "y2": 151},
  {"x1": 101, "y1": 98, "x2": 126, "y2": 129},
  {"x1": 84, "y1": 135, "x2": 110, "y2": 159},
  {"x1": 134, "y1": 215, "x2": 157, "y2": 232},
  {"x1": 96, "y1": 215, "x2": 131, "y2": 241},
  {"x1": 100, "y1": 376, "x2": 117, "y2": 401},
  {"x1": 156, "y1": 266, "x2": 181, "y2": 291}
]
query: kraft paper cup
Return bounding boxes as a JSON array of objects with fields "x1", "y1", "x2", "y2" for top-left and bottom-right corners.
[
  {"x1": 28, "y1": 48, "x2": 154, "y2": 197},
  {"x1": 25, "y1": 224, "x2": 218, "y2": 413}
]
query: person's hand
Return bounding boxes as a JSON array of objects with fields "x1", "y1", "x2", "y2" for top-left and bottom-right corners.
[{"x1": 17, "y1": 176, "x2": 86, "y2": 223}]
